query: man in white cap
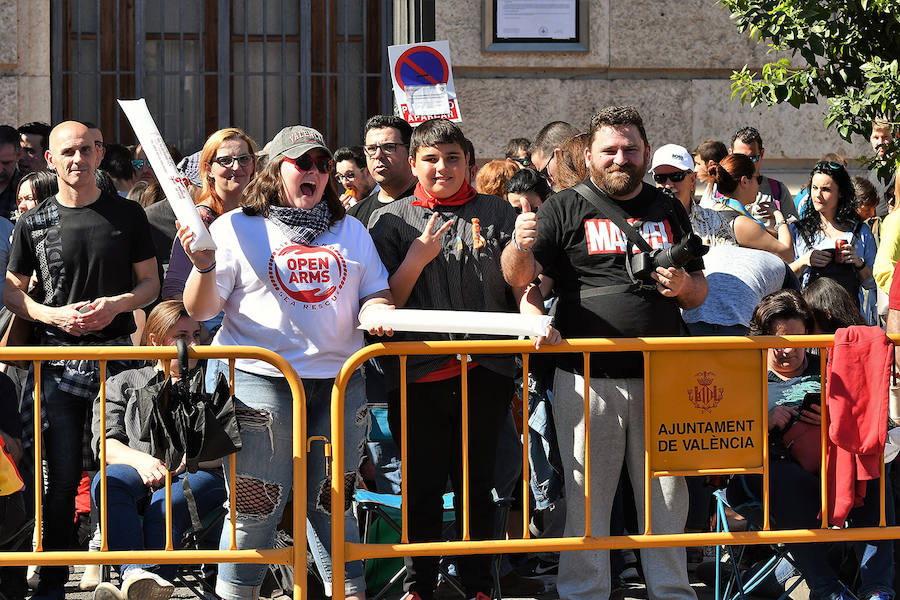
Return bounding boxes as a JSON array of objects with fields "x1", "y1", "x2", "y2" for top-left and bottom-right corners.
[{"x1": 650, "y1": 143, "x2": 697, "y2": 211}]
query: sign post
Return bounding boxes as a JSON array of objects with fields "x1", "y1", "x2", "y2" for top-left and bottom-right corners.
[{"x1": 388, "y1": 41, "x2": 462, "y2": 125}]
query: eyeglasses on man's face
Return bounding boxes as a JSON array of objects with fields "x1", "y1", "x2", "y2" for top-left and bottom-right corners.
[{"x1": 363, "y1": 143, "x2": 407, "y2": 157}]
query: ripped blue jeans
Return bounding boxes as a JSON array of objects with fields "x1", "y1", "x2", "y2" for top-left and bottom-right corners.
[{"x1": 207, "y1": 361, "x2": 367, "y2": 600}]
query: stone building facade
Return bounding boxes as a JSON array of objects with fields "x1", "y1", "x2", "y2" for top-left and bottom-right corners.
[{"x1": 0, "y1": 0, "x2": 870, "y2": 190}]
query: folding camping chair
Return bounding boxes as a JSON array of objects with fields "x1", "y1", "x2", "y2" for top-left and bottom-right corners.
[{"x1": 711, "y1": 481, "x2": 806, "y2": 600}]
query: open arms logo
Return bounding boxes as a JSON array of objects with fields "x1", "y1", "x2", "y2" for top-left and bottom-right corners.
[{"x1": 268, "y1": 244, "x2": 347, "y2": 305}]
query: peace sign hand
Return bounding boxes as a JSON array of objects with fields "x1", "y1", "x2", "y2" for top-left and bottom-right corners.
[{"x1": 408, "y1": 213, "x2": 455, "y2": 267}]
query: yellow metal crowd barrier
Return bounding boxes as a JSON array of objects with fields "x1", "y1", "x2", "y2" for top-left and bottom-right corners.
[
  {"x1": 0, "y1": 345, "x2": 308, "y2": 600},
  {"x1": 330, "y1": 335, "x2": 900, "y2": 600}
]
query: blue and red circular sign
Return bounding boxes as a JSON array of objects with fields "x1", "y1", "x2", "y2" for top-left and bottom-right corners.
[{"x1": 394, "y1": 46, "x2": 449, "y2": 91}]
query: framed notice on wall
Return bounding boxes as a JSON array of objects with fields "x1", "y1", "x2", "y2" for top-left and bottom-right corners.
[{"x1": 484, "y1": 0, "x2": 588, "y2": 52}]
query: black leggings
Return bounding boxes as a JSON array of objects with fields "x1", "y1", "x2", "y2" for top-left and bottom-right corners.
[{"x1": 387, "y1": 366, "x2": 511, "y2": 600}]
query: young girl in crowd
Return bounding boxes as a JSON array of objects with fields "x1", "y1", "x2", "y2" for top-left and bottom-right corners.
[
  {"x1": 504, "y1": 167, "x2": 552, "y2": 215},
  {"x1": 90, "y1": 301, "x2": 226, "y2": 600}
]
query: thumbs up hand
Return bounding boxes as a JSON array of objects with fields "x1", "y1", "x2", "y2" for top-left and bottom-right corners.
[{"x1": 514, "y1": 195, "x2": 538, "y2": 251}]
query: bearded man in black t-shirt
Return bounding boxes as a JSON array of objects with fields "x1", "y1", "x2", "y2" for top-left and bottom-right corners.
[
  {"x1": 502, "y1": 106, "x2": 707, "y2": 600},
  {"x1": 3, "y1": 121, "x2": 158, "y2": 599}
]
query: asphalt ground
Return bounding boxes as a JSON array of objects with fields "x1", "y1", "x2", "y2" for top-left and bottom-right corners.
[{"x1": 49, "y1": 564, "x2": 762, "y2": 600}]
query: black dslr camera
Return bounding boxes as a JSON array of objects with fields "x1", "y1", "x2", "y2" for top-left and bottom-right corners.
[{"x1": 627, "y1": 232, "x2": 709, "y2": 283}]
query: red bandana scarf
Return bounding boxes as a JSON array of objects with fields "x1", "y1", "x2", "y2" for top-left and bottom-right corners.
[{"x1": 410, "y1": 180, "x2": 477, "y2": 209}]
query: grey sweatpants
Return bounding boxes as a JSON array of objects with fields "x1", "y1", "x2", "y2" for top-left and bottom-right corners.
[{"x1": 552, "y1": 368, "x2": 696, "y2": 600}]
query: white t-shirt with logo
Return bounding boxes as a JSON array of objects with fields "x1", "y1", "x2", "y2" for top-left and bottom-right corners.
[{"x1": 209, "y1": 209, "x2": 389, "y2": 378}]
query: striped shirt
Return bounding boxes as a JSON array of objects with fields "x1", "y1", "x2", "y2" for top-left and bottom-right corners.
[{"x1": 369, "y1": 193, "x2": 519, "y2": 386}]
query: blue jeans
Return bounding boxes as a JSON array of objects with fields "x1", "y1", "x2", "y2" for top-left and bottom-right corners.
[
  {"x1": 737, "y1": 459, "x2": 894, "y2": 599},
  {"x1": 206, "y1": 361, "x2": 366, "y2": 600},
  {"x1": 524, "y1": 378, "x2": 563, "y2": 510},
  {"x1": 90, "y1": 464, "x2": 226, "y2": 581}
]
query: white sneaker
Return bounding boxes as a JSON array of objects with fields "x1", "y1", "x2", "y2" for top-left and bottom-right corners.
[
  {"x1": 121, "y1": 568, "x2": 174, "y2": 600},
  {"x1": 79, "y1": 563, "x2": 102, "y2": 590},
  {"x1": 92, "y1": 581, "x2": 124, "y2": 600}
]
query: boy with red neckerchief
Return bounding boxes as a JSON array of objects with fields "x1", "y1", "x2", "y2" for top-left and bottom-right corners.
[{"x1": 369, "y1": 118, "x2": 549, "y2": 600}]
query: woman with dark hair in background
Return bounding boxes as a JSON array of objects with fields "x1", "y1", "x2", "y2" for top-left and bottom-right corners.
[
  {"x1": 794, "y1": 153, "x2": 848, "y2": 219},
  {"x1": 505, "y1": 167, "x2": 552, "y2": 214},
  {"x1": 14, "y1": 170, "x2": 58, "y2": 219},
  {"x1": 707, "y1": 154, "x2": 795, "y2": 261},
  {"x1": 801, "y1": 277, "x2": 866, "y2": 333},
  {"x1": 790, "y1": 161, "x2": 877, "y2": 323}
]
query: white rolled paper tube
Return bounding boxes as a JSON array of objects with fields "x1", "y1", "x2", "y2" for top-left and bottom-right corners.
[
  {"x1": 118, "y1": 99, "x2": 216, "y2": 252},
  {"x1": 359, "y1": 308, "x2": 552, "y2": 338}
]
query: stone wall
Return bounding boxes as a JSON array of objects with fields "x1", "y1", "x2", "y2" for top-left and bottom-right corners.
[
  {"x1": 0, "y1": 1, "x2": 51, "y2": 128},
  {"x1": 436, "y1": 0, "x2": 870, "y2": 189}
]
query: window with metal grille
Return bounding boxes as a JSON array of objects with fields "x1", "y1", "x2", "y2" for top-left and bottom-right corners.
[{"x1": 51, "y1": 0, "x2": 392, "y2": 154}]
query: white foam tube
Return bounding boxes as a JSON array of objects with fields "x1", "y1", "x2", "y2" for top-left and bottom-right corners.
[
  {"x1": 359, "y1": 308, "x2": 552, "y2": 338},
  {"x1": 118, "y1": 99, "x2": 216, "y2": 252}
]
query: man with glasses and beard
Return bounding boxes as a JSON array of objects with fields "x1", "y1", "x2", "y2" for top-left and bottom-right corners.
[{"x1": 502, "y1": 106, "x2": 706, "y2": 600}]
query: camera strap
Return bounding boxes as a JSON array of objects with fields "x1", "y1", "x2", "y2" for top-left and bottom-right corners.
[
  {"x1": 573, "y1": 182, "x2": 654, "y2": 254},
  {"x1": 571, "y1": 181, "x2": 657, "y2": 296},
  {"x1": 569, "y1": 182, "x2": 693, "y2": 336}
]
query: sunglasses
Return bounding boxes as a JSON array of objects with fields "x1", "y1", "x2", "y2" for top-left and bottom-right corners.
[
  {"x1": 815, "y1": 160, "x2": 844, "y2": 171},
  {"x1": 748, "y1": 155, "x2": 761, "y2": 163},
  {"x1": 652, "y1": 170, "x2": 692, "y2": 183},
  {"x1": 539, "y1": 153, "x2": 556, "y2": 179},
  {"x1": 285, "y1": 154, "x2": 334, "y2": 174},
  {"x1": 131, "y1": 159, "x2": 146, "y2": 170},
  {"x1": 511, "y1": 157, "x2": 532, "y2": 167},
  {"x1": 212, "y1": 154, "x2": 254, "y2": 168}
]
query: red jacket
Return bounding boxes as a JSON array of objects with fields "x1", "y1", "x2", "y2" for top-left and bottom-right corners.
[{"x1": 825, "y1": 326, "x2": 891, "y2": 526}]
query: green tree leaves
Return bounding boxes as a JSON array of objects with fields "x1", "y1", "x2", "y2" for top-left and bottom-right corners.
[{"x1": 721, "y1": 0, "x2": 900, "y2": 180}]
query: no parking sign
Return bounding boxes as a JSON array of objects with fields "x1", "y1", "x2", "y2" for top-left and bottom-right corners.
[{"x1": 388, "y1": 40, "x2": 462, "y2": 125}]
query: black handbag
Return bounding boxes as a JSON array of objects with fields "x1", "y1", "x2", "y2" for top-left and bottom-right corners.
[{"x1": 138, "y1": 340, "x2": 242, "y2": 472}]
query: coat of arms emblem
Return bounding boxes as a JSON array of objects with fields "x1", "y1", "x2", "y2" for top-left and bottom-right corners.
[{"x1": 688, "y1": 370, "x2": 723, "y2": 413}]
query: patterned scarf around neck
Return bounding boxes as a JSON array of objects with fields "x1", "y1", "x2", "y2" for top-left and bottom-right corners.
[{"x1": 267, "y1": 201, "x2": 332, "y2": 245}]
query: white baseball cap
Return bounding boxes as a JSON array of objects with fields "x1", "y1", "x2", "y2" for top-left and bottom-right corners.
[{"x1": 651, "y1": 144, "x2": 695, "y2": 172}]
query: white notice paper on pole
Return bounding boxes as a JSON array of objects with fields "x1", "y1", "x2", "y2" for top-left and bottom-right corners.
[
  {"x1": 407, "y1": 84, "x2": 451, "y2": 116},
  {"x1": 358, "y1": 309, "x2": 552, "y2": 338},
  {"x1": 118, "y1": 99, "x2": 216, "y2": 252}
]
